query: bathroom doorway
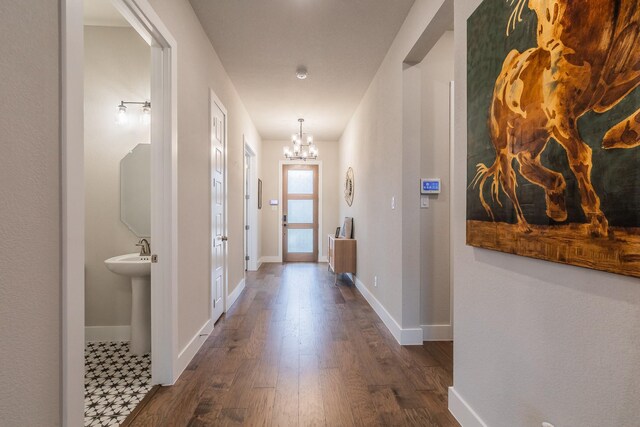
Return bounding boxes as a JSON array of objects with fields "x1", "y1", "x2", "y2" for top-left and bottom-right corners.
[
  {"x1": 83, "y1": 2, "x2": 154, "y2": 425},
  {"x1": 63, "y1": 0, "x2": 179, "y2": 425}
]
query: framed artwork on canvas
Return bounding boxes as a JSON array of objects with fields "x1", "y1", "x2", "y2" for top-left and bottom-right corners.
[{"x1": 467, "y1": 0, "x2": 640, "y2": 278}]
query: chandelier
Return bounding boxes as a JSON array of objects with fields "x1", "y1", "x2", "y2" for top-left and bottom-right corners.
[{"x1": 283, "y1": 118, "x2": 318, "y2": 161}]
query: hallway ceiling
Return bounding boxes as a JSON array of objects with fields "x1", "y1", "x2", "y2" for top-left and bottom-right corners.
[{"x1": 189, "y1": 0, "x2": 416, "y2": 141}]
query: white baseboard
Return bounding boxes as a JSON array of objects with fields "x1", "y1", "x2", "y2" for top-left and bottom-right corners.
[
  {"x1": 421, "y1": 324, "x2": 453, "y2": 341},
  {"x1": 227, "y1": 278, "x2": 246, "y2": 310},
  {"x1": 260, "y1": 256, "x2": 282, "y2": 263},
  {"x1": 353, "y1": 276, "x2": 423, "y2": 345},
  {"x1": 448, "y1": 387, "x2": 487, "y2": 427},
  {"x1": 85, "y1": 325, "x2": 131, "y2": 342},
  {"x1": 175, "y1": 319, "x2": 212, "y2": 379},
  {"x1": 256, "y1": 258, "x2": 263, "y2": 270}
]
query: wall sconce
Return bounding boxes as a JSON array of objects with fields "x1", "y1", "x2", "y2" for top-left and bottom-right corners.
[{"x1": 116, "y1": 100, "x2": 151, "y2": 125}]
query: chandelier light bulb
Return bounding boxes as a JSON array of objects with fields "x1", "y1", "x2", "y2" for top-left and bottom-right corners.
[{"x1": 283, "y1": 117, "x2": 317, "y2": 161}]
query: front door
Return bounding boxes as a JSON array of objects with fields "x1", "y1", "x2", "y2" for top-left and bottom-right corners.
[
  {"x1": 283, "y1": 164, "x2": 318, "y2": 262},
  {"x1": 211, "y1": 95, "x2": 226, "y2": 324}
]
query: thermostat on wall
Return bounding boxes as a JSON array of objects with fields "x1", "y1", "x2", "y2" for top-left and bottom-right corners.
[{"x1": 420, "y1": 178, "x2": 441, "y2": 194}]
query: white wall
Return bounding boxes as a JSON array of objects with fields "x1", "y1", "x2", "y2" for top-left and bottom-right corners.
[
  {"x1": 419, "y1": 31, "x2": 454, "y2": 331},
  {"x1": 84, "y1": 26, "x2": 150, "y2": 332},
  {"x1": 0, "y1": 1, "x2": 61, "y2": 425},
  {"x1": 260, "y1": 140, "x2": 340, "y2": 262},
  {"x1": 339, "y1": 0, "x2": 448, "y2": 333},
  {"x1": 451, "y1": 2, "x2": 640, "y2": 426},
  {"x1": 147, "y1": 0, "x2": 262, "y2": 351}
]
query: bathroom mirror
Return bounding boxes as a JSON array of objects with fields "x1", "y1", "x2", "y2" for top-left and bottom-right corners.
[{"x1": 120, "y1": 143, "x2": 151, "y2": 237}]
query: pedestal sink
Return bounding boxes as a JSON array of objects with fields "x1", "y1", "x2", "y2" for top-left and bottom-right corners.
[{"x1": 105, "y1": 253, "x2": 151, "y2": 356}]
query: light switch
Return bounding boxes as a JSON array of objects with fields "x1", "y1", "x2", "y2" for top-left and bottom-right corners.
[{"x1": 421, "y1": 196, "x2": 429, "y2": 208}]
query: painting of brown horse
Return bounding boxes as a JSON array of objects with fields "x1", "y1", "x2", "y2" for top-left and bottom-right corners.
[{"x1": 467, "y1": 0, "x2": 640, "y2": 277}]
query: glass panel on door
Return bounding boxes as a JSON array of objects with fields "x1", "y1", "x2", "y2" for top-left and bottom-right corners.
[
  {"x1": 287, "y1": 200, "x2": 313, "y2": 224},
  {"x1": 287, "y1": 229, "x2": 314, "y2": 253},
  {"x1": 287, "y1": 170, "x2": 314, "y2": 194}
]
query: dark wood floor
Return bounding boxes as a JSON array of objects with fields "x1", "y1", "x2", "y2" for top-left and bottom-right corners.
[{"x1": 127, "y1": 263, "x2": 459, "y2": 426}]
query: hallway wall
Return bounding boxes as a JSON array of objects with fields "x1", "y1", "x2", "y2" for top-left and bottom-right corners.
[
  {"x1": 0, "y1": 1, "x2": 61, "y2": 425},
  {"x1": 147, "y1": 0, "x2": 262, "y2": 352},
  {"x1": 339, "y1": 0, "x2": 448, "y2": 332},
  {"x1": 260, "y1": 140, "x2": 340, "y2": 262},
  {"x1": 419, "y1": 31, "x2": 454, "y2": 333},
  {"x1": 451, "y1": 1, "x2": 640, "y2": 425},
  {"x1": 84, "y1": 26, "x2": 150, "y2": 333}
]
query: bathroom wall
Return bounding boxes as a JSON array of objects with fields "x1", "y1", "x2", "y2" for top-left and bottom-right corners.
[
  {"x1": 260, "y1": 139, "x2": 340, "y2": 262},
  {"x1": 84, "y1": 25, "x2": 150, "y2": 336}
]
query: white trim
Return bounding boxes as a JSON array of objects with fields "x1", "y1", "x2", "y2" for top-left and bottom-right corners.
[
  {"x1": 449, "y1": 80, "x2": 455, "y2": 333},
  {"x1": 227, "y1": 278, "x2": 246, "y2": 310},
  {"x1": 61, "y1": 1, "x2": 85, "y2": 425},
  {"x1": 63, "y1": 6, "x2": 179, "y2": 426},
  {"x1": 354, "y1": 276, "x2": 423, "y2": 345},
  {"x1": 278, "y1": 160, "x2": 323, "y2": 261},
  {"x1": 260, "y1": 256, "x2": 282, "y2": 263},
  {"x1": 421, "y1": 324, "x2": 453, "y2": 341},
  {"x1": 112, "y1": 0, "x2": 180, "y2": 387},
  {"x1": 175, "y1": 320, "x2": 213, "y2": 379},
  {"x1": 85, "y1": 326, "x2": 131, "y2": 342},
  {"x1": 244, "y1": 138, "x2": 259, "y2": 271},
  {"x1": 318, "y1": 256, "x2": 328, "y2": 263},
  {"x1": 448, "y1": 387, "x2": 488, "y2": 427}
]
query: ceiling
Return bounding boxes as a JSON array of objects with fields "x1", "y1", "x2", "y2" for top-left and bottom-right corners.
[
  {"x1": 189, "y1": 0, "x2": 416, "y2": 141},
  {"x1": 84, "y1": 0, "x2": 130, "y2": 27}
]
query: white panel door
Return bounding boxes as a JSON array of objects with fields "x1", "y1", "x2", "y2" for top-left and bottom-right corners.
[{"x1": 211, "y1": 96, "x2": 226, "y2": 324}]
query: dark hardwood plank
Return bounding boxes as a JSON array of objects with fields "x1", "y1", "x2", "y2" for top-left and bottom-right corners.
[{"x1": 129, "y1": 263, "x2": 458, "y2": 426}]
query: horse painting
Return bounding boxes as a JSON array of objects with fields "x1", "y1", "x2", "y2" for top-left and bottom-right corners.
[{"x1": 467, "y1": 0, "x2": 640, "y2": 277}]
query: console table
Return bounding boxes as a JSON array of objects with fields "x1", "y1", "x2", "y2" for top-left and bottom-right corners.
[{"x1": 328, "y1": 234, "x2": 357, "y2": 285}]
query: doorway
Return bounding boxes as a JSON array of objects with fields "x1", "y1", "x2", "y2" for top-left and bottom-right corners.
[
  {"x1": 210, "y1": 91, "x2": 227, "y2": 325},
  {"x1": 243, "y1": 139, "x2": 259, "y2": 271},
  {"x1": 63, "y1": 0, "x2": 179, "y2": 425},
  {"x1": 282, "y1": 164, "x2": 319, "y2": 262}
]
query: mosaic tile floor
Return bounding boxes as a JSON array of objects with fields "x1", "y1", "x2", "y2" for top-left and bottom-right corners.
[{"x1": 84, "y1": 341, "x2": 152, "y2": 427}]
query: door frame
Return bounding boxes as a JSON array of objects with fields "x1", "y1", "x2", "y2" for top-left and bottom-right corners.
[
  {"x1": 210, "y1": 89, "x2": 229, "y2": 319},
  {"x1": 278, "y1": 160, "x2": 324, "y2": 262},
  {"x1": 244, "y1": 138, "x2": 259, "y2": 271},
  {"x1": 62, "y1": 0, "x2": 178, "y2": 425}
]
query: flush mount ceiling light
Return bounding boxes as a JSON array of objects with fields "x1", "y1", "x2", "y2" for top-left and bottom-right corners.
[
  {"x1": 283, "y1": 118, "x2": 317, "y2": 161},
  {"x1": 116, "y1": 100, "x2": 151, "y2": 125},
  {"x1": 296, "y1": 66, "x2": 308, "y2": 80}
]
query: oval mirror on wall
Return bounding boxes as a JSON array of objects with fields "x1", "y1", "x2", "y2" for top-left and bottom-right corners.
[{"x1": 120, "y1": 143, "x2": 150, "y2": 238}]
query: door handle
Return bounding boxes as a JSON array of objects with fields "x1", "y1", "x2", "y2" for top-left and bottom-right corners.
[{"x1": 221, "y1": 236, "x2": 228, "y2": 242}]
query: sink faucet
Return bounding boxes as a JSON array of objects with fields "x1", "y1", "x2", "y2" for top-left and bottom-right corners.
[{"x1": 136, "y1": 238, "x2": 151, "y2": 256}]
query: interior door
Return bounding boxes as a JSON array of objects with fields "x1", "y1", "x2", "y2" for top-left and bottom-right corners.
[
  {"x1": 211, "y1": 96, "x2": 226, "y2": 324},
  {"x1": 244, "y1": 152, "x2": 250, "y2": 271},
  {"x1": 283, "y1": 164, "x2": 318, "y2": 262}
]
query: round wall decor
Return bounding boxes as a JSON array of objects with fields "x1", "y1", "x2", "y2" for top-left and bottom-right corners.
[{"x1": 344, "y1": 167, "x2": 354, "y2": 206}]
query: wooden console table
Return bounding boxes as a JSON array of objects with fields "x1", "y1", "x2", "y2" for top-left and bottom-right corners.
[{"x1": 328, "y1": 234, "x2": 356, "y2": 284}]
